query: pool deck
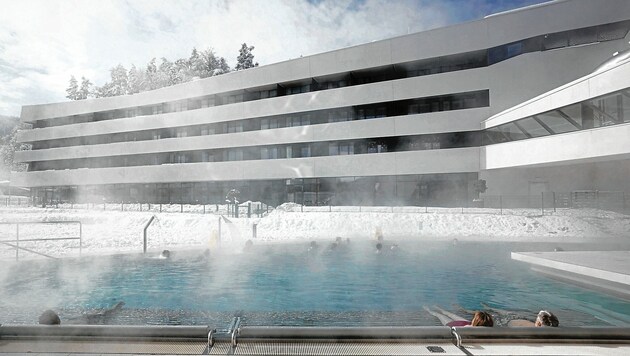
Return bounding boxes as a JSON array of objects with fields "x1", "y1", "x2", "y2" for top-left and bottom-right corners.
[{"x1": 511, "y1": 250, "x2": 630, "y2": 299}]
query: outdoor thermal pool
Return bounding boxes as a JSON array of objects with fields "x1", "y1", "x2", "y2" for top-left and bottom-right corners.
[{"x1": 1, "y1": 240, "x2": 630, "y2": 327}]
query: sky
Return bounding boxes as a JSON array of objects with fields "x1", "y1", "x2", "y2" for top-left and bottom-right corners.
[{"x1": 0, "y1": 0, "x2": 549, "y2": 117}]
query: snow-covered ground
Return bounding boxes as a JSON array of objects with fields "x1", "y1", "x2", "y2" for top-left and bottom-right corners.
[{"x1": 0, "y1": 203, "x2": 629, "y2": 260}]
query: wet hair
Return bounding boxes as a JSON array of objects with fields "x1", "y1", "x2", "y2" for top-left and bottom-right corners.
[
  {"x1": 471, "y1": 311, "x2": 494, "y2": 327},
  {"x1": 536, "y1": 310, "x2": 559, "y2": 327},
  {"x1": 39, "y1": 310, "x2": 60, "y2": 325}
]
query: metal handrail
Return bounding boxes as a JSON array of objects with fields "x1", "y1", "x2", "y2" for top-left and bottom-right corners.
[
  {"x1": 2, "y1": 325, "x2": 630, "y2": 344},
  {"x1": 0, "y1": 220, "x2": 82, "y2": 260}
]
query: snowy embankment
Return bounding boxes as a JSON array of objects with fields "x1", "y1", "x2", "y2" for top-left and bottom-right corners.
[{"x1": 0, "y1": 203, "x2": 629, "y2": 260}]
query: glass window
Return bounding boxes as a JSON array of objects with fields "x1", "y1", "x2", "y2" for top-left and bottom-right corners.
[
  {"x1": 261, "y1": 119, "x2": 269, "y2": 130},
  {"x1": 227, "y1": 149, "x2": 243, "y2": 161},
  {"x1": 300, "y1": 145, "x2": 311, "y2": 158},
  {"x1": 515, "y1": 117, "x2": 550, "y2": 138},
  {"x1": 536, "y1": 111, "x2": 578, "y2": 134},
  {"x1": 329, "y1": 144, "x2": 339, "y2": 156},
  {"x1": 227, "y1": 122, "x2": 243, "y2": 133},
  {"x1": 543, "y1": 32, "x2": 568, "y2": 50}
]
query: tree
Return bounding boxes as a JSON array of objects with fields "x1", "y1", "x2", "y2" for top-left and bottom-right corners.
[
  {"x1": 110, "y1": 64, "x2": 129, "y2": 96},
  {"x1": 0, "y1": 124, "x2": 30, "y2": 179},
  {"x1": 127, "y1": 65, "x2": 144, "y2": 94},
  {"x1": 235, "y1": 43, "x2": 258, "y2": 70},
  {"x1": 65, "y1": 76, "x2": 79, "y2": 100},
  {"x1": 78, "y1": 77, "x2": 92, "y2": 100},
  {"x1": 145, "y1": 58, "x2": 159, "y2": 90}
]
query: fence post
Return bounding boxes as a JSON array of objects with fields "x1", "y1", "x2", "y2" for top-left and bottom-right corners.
[
  {"x1": 541, "y1": 192, "x2": 544, "y2": 216},
  {"x1": 301, "y1": 204, "x2": 303, "y2": 213},
  {"x1": 248, "y1": 202, "x2": 251, "y2": 218},
  {"x1": 500, "y1": 195, "x2": 503, "y2": 215},
  {"x1": 140, "y1": 203, "x2": 142, "y2": 212},
  {"x1": 103, "y1": 202, "x2": 106, "y2": 211},
  {"x1": 218, "y1": 217, "x2": 222, "y2": 242},
  {"x1": 203, "y1": 204, "x2": 206, "y2": 214},
  {"x1": 160, "y1": 203, "x2": 162, "y2": 213},
  {"x1": 252, "y1": 223, "x2": 257, "y2": 239},
  {"x1": 181, "y1": 203, "x2": 183, "y2": 213},
  {"x1": 553, "y1": 192, "x2": 556, "y2": 213},
  {"x1": 235, "y1": 204, "x2": 239, "y2": 218},
  {"x1": 121, "y1": 201, "x2": 124, "y2": 211},
  {"x1": 15, "y1": 223, "x2": 19, "y2": 261}
]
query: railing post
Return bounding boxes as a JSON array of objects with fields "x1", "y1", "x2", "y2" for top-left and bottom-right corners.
[
  {"x1": 553, "y1": 192, "x2": 556, "y2": 213},
  {"x1": 121, "y1": 201, "x2": 124, "y2": 211},
  {"x1": 181, "y1": 203, "x2": 183, "y2": 213},
  {"x1": 143, "y1": 215, "x2": 156, "y2": 254},
  {"x1": 500, "y1": 195, "x2": 503, "y2": 215},
  {"x1": 203, "y1": 204, "x2": 206, "y2": 214},
  {"x1": 248, "y1": 202, "x2": 251, "y2": 218},
  {"x1": 541, "y1": 192, "x2": 544, "y2": 216},
  {"x1": 160, "y1": 203, "x2": 162, "y2": 213},
  {"x1": 252, "y1": 223, "x2": 257, "y2": 239}
]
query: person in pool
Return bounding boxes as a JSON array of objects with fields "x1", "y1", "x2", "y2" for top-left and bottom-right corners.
[
  {"x1": 508, "y1": 310, "x2": 559, "y2": 327},
  {"x1": 424, "y1": 306, "x2": 493, "y2": 327},
  {"x1": 39, "y1": 310, "x2": 61, "y2": 325}
]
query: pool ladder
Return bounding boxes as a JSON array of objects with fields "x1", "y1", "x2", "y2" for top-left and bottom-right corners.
[{"x1": 208, "y1": 317, "x2": 241, "y2": 353}]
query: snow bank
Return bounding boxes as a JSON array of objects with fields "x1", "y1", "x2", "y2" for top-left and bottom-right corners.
[{"x1": 0, "y1": 205, "x2": 628, "y2": 260}]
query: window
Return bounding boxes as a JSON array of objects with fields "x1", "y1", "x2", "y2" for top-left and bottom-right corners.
[
  {"x1": 227, "y1": 122, "x2": 243, "y2": 133},
  {"x1": 261, "y1": 147, "x2": 278, "y2": 159},
  {"x1": 176, "y1": 128, "x2": 188, "y2": 138},
  {"x1": 227, "y1": 149, "x2": 243, "y2": 161}
]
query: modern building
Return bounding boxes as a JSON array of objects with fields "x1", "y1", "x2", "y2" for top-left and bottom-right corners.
[{"x1": 11, "y1": 0, "x2": 630, "y2": 207}]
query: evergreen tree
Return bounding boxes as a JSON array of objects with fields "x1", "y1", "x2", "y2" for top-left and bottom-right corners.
[
  {"x1": 65, "y1": 76, "x2": 79, "y2": 100},
  {"x1": 110, "y1": 64, "x2": 129, "y2": 96},
  {"x1": 146, "y1": 58, "x2": 159, "y2": 90},
  {"x1": 235, "y1": 43, "x2": 258, "y2": 70},
  {"x1": 127, "y1": 65, "x2": 144, "y2": 94},
  {"x1": 0, "y1": 124, "x2": 30, "y2": 179},
  {"x1": 78, "y1": 77, "x2": 92, "y2": 100}
]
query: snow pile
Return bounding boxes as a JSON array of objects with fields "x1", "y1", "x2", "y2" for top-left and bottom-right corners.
[{"x1": 0, "y1": 205, "x2": 628, "y2": 260}]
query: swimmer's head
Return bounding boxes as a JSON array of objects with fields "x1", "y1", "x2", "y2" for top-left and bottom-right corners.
[
  {"x1": 335, "y1": 236, "x2": 342, "y2": 243},
  {"x1": 39, "y1": 310, "x2": 60, "y2": 325},
  {"x1": 376, "y1": 243, "x2": 383, "y2": 251},
  {"x1": 471, "y1": 311, "x2": 493, "y2": 327},
  {"x1": 161, "y1": 250, "x2": 170, "y2": 258},
  {"x1": 535, "y1": 310, "x2": 559, "y2": 327}
]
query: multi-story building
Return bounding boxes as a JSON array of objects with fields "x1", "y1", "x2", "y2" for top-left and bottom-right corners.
[{"x1": 11, "y1": 0, "x2": 630, "y2": 207}]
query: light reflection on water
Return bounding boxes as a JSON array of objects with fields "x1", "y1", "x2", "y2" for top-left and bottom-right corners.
[{"x1": 1, "y1": 240, "x2": 630, "y2": 327}]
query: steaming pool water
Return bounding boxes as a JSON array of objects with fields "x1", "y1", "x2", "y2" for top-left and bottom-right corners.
[{"x1": 2, "y1": 240, "x2": 630, "y2": 327}]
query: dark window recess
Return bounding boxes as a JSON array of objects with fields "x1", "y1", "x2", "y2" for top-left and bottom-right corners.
[{"x1": 31, "y1": 90, "x2": 489, "y2": 150}]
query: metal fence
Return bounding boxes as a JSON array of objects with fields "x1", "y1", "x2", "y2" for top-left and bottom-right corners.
[
  {"x1": 1, "y1": 191, "x2": 627, "y2": 216},
  {"x1": 281, "y1": 191, "x2": 629, "y2": 216},
  {"x1": 0, "y1": 221, "x2": 82, "y2": 260}
]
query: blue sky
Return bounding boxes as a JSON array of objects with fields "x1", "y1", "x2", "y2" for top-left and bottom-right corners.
[{"x1": 0, "y1": 0, "x2": 548, "y2": 117}]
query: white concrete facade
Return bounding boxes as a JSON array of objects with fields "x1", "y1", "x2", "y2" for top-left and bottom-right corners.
[{"x1": 11, "y1": 0, "x2": 630, "y2": 205}]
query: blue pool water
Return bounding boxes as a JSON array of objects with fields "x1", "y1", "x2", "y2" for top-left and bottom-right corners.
[{"x1": 2, "y1": 240, "x2": 630, "y2": 327}]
